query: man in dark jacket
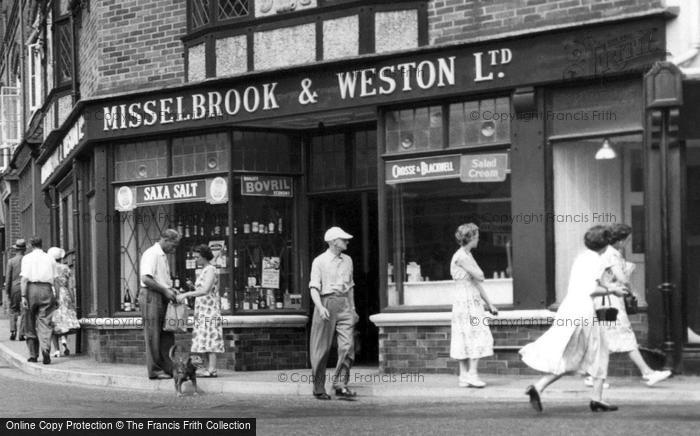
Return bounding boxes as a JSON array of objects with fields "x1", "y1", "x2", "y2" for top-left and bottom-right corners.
[{"x1": 5, "y1": 239, "x2": 26, "y2": 340}]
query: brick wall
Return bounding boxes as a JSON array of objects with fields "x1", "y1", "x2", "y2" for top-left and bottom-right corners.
[
  {"x1": 379, "y1": 313, "x2": 650, "y2": 377},
  {"x1": 84, "y1": 326, "x2": 308, "y2": 371},
  {"x1": 80, "y1": 0, "x2": 187, "y2": 97},
  {"x1": 428, "y1": 0, "x2": 665, "y2": 45}
]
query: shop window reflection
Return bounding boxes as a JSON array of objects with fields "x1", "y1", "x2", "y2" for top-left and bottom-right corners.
[
  {"x1": 385, "y1": 106, "x2": 442, "y2": 153},
  {"x1": 114, "y1": 140, "x2": 168, "y2": 181}
]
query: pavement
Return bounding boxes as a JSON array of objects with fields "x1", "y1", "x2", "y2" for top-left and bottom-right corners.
[{"x1": 2, "y1": 319, "x2": 700, "y2": 402}]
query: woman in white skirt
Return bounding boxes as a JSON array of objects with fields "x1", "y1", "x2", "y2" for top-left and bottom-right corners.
[
  {"x1": 520, "y1": 225, "x2": 626, "y2": 412},
  {"x1": 449, "y1": 223, "x2": 498, "y2": 388},
  {"x1": 588, "y1": 223, "x2": 671, "y2": 387}
]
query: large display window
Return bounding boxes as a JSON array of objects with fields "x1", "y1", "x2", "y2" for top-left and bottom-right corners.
[
  {"x1": 552, "y1": 134, "x2": 645, "y2": 305},
  {"x1": 231, "y1": 175, "x2": 300, "y2": 312},
  {"x1": 382, "y1": 97, "x2": 513, "y2": 308}
]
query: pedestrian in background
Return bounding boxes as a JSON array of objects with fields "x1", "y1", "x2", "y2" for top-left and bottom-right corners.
[
  {"x1": 589, "y1": 223, "x2": 671, "y2": 387},
  {"x1": 309, "y1": 226, "x2": 359, "y2": 400},
  {"x1": 176, "y1": 244, "x2": 224, "y2": 377},
  {"x1": 20, "y1": 237, "x2": 57, "y2": 364},
  {"x1": 449, "y1": 223, "x2": 497, "y2": 388},
  {"x1": 48, "y1": 247, "x2": 80, "y2": 357},
  {"x1": 4, "y1": 239, "x2": 26, "y2": 341},
  {"x1": 139, "y1": 229, "x2": 180, "y2": 380},
  {"x1": 520, "y1": 225, "x2": 624, "y2": 412}
]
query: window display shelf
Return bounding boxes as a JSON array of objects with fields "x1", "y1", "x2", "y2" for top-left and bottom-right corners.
[{"x1": 387, "y1": 278, "x2": 513, "y2": 306}]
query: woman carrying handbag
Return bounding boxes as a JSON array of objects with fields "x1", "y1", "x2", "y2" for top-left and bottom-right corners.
[
  {"x1": 519, "y1": 225, "x2": 625, "y2": 413},
  {"x1": 585, "y1": 224, "x2": 671, "y2": 388}
]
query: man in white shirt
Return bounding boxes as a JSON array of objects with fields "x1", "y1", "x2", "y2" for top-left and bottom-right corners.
[
  {"x1": 140, "y1": 229, "x2": 180, "y2": 379},
  {"x1": 309, "y1": 227, "x2": 359, "y2": 400},
  {"x1": 20, "y1": 237, "x2": 57, "y2": 364}
]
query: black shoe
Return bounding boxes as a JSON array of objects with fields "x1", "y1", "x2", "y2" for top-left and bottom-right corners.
[
  {"x1": 27, "y1": 357, "x2": 37, "y2": 363},
  {"x1": 62, "y1": 343, "x2": 70, "y2": 356},
  {"x1": 590, "y1": 400, "x2": 618, "y2": 412},
  {"x1": 42, "y1": 351, "x2": 51, "y2": 365},
  {"x1": 334, "y1": 387, "x2": 357, "y2": 398},
  {"x1": 18, "y1": 336, "x2": 25, "y2": 341},
  {"x1": 525, "y1": 385, "x2": 543, "y2": 412},
  {"x1": 10, "y1": 332, "x2": 16, "y2": 341},
  {"x1": 313, "y1": 393, "x2": 331, "y2": 400}
]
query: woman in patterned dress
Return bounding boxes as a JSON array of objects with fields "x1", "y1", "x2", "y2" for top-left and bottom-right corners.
[
  {"x1": 449, "y1": 223, "x2": 498, "y2": 388},
  {"x1": 520, "y1": 225, "x2": 625, "y2": 413},
  {"x1": 591, "y1": 224, "x2": 671, "y2": 387},
  {"x1": 176, "y1": 244, "x2": 224, "y2": 377},
  {"x1": 48, "y1": 247, "x2": 80, "y2": 357}
]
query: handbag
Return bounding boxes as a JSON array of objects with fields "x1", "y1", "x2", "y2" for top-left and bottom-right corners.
[
  {"x1": 595, "y1": 294, "x2": 618, "y2": 322},
  {"x1": 624, "y1": 292, "x2": 639, "y2": 315},
  {"x1": 163, "y1": 301, "x2": 188, "y2": 332}
]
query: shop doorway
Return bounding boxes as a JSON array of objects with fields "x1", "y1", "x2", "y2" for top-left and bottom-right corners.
[{"x1": 310, "y1": 192, "x2": 379, "y2": 365}]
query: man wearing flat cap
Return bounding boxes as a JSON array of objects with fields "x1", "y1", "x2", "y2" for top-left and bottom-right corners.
[
  {"x1": 309, "y1": 226, "x2": 359, "y2": 400},
  {"x1": 4, "y1": 239, "x2": 26, "y2": 341}
]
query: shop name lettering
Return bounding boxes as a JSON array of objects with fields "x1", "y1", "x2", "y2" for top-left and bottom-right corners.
[
  {"x1": 102, "y1": 50, "x2": 512, "y2": 131},
  {"x1": 142, "y1": 183, "x2": 199, "y2": 201},
  {"x1": 392, "y1": 161, "x2": 455, "y2": 178}
]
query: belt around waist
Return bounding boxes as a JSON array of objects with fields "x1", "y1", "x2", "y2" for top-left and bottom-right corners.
[
  {"x1": 27, "y1": 281, "x2": 53, "y2": 286},
  {"x1": 321, "y1": 292, "x2": 348, "y2": 298}
]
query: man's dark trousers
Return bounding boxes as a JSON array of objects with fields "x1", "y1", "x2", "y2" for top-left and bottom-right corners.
[{"x1": 140, "y1": 288, "x2": 174, "y2": 378}]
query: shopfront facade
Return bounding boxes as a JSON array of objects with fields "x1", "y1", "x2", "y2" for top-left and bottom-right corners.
[{"x1": 33, "y1": 10, "x2": 688, "y2": 374}]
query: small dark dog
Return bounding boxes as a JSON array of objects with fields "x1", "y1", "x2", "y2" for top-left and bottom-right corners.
[{"x1": 169, "y1": 345, "x2": 198, "y2": 397}]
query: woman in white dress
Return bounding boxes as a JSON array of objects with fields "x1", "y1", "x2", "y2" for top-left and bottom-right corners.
[
  {"x1": 449, "y1": 223, "x2": 498, "y2": 388},
  {"x1": 520, "y1": 225, "x2": 626, "y2": 412},
  {"x1": 591, "y1": 224, "x2": 671, "y2": 387}
]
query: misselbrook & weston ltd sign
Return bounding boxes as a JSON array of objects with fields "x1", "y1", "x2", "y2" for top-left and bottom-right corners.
[{"x1": 84, "y1": 17, "x2": 664, "y2": 140}]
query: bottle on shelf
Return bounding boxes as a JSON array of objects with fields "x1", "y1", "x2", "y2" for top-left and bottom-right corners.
[
  {"x1": 243, "y1": 288, "x2": 251, "y2": 310},
  {"x1": 184, "y1": 220, "x2": 191, "y2": 239},
  {"x1": 268, "y1": 208, "x2": 276, "y2": 234},
  {"x1": 214, "y1": 217, "x2": 221, "y2": 237},
  {"x1": 177, "y1": 219, "x2": 184, "y2": 237},
  {"x1": 220, "y1": 243, "x2": 228, "y2": 268},
  {"x1": 243, "y1": 216, "x2": 251, "y2": 234},
  {"x1": 233, "y1": 220, "x2": 238, "y2": 235},
  {"x1": 233, "y1": 249, "x2": 240, "y2": 269},
  {"x1": 283, "y1": 289, "x2": 292, "y2": 308},
  {"x1": 267, "y1": 289, "x2": 275, "y2": 309},
  {"x1": 247, "y1": 260, "x2": 258, "y2": 287},
  {"x1": 275, "y1": 289, "x2": 284, "y2": 309},
  {"x1": 252, "y1": 219, "x2": 259, "y2": 234},
  {"x1": 199, "y1": 216, "x2": 205, "y2": 238},
  {"x1": 225, "y1": 221, "x2": 230, "y2": 237},
  {"x1": 277, "y1": 215, "x2": 283, "y2": 234},
  {"x1": 221, "y1": 287, "x2": 231, "y2": 312},
  {"x1": 258, "y1": 287, "x2": 267, "y2": 310},
  {"x1": 192, "y1": 215, "x2": 199, "y2": 237},
  {"x1": 251, "y1": 287, "x2": 259, "y2": 310},
  {"x1": 123, "y1": 287, "x2": 132, "y2": 312}
]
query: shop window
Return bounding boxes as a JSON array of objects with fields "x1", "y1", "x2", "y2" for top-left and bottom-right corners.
[
  {"x1": 233, "y1": 130, "x2": 301, "y2": 172},
  {"x1": 552, "y1": 135, "x2": 645, "y2": 306},
  {"x1": 120, "y1": 205, "x2": 174, "y2": 313},
  {"x1": 310, "y1": 133, "x2": 346, "y2": 190},
  {"x1": 232, "y1": 176, "x2": 299, "y2": 312},
  {"x1": 172, "y1": 132, "x2": 230, "y2": 176},
  {"x1": 114, "y1": 140, "x2": 168, "y2": 181},
  {"x1": 386, "y1": 175, "x2": 512, "y2": 307},
  {"x1": 449, "y1": 97, "x2": 510, "y2": 148},
  {"x1": 385, "y1": 106, "x2": 442, "y2": 154}
]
